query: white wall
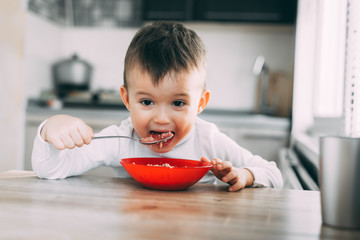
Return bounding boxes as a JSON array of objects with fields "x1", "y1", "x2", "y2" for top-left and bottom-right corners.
[
  {"x1": 0, "y1": 0, "x2": 26, "y2": 171},
  {"x1": 192, "y1": 23, "x2": 295, "y2": 110},
  {"x1": 60, "y1": 27, "x2": 137, "y2": 91},
  {"x1": 25, "y1": 13, "x2": 295, "y2": 111},
  {"x1": 25, "y1": 12, "x2": 63, "y2": 98}
]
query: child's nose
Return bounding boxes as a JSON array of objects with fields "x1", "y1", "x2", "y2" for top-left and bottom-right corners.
[{"x1": 153, "y1": 106, "x2": 170, "y2": 124}]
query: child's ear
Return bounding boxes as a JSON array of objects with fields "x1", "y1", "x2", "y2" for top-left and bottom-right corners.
[
  {"x1": 120, "y1": 85, "x2": 130, "y2": 111},
  {"x1": 197, "y1": 89, "x2": 210, "y2": 114}
]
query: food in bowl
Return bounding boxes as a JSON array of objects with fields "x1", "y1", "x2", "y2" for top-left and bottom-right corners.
[
  {"x1": 120, "y1": 157, "x2": 212, "y2": 190},
  {"x1": 146, "y1": 163, "x2": 174, "y2": 168}
]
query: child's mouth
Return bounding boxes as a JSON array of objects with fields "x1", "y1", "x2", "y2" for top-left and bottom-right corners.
[{"x1": 149, "y1": 131, "x2": 174, "y2": 148}]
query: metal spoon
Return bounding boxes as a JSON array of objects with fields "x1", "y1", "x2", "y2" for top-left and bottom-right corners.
[{"x1": 92, "y1": 134, "x2": 173, "y2": 145}]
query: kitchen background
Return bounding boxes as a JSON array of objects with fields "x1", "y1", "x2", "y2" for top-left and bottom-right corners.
[
  {"x1": 1, "y1": 0, "x2": 297, "y2": 179},
  {"x1": 25, "y1": 0, "x2": 296, "y2": 110}
]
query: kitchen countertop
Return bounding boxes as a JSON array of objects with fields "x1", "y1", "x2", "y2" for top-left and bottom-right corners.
[
  {"x1": 1, "y1": 170, "x2": 359, "y2": 239},
  {"x1": 26, "y1": 99, "x2": 290, "y2": 130}
]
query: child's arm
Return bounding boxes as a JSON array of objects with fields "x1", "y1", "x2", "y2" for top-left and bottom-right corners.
[
  {"x1": 201, "y1": 157, "x2": 254, "y2": 192},
  {"x1": 196, "y1": 118, "x2": 283, "y2": 189},
  {"x1": 32, "y1": 115, "x2": 119, "y2": 179},
  {"x1": 40, "y1": 115, "x2": 94, "y2": 150}
]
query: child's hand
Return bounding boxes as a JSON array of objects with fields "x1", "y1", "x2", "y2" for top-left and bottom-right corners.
[
  {"x1": 40, "y1": 115, "x2": 94, "y2": 150},
  {"x1": 201, "y1": 157, "x2": 254, "y2": 192}
]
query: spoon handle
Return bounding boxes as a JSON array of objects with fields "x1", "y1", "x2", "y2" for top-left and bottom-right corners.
[
  {"x1": 92, "y1": 135, "x2": 173, "y2": 145},
  {"x1": 92, "y1": 136, "x2": 139, "y2": 142}
]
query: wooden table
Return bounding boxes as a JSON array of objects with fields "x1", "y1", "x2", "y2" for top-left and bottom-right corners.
[{"x1": 1, "y1": 171, "x2": 359, "y2": 240}]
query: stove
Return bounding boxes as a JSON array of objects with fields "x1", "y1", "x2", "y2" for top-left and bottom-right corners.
[{"x1": 36, "y1": 90, "x2": 126, "y2": 110}]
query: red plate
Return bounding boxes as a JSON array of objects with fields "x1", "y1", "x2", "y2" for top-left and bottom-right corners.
[{"x1": 120, "y1": 157, "x2": 212, "y2": 190}]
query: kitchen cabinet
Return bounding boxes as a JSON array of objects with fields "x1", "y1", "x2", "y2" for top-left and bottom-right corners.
[
  {"x1": 199, "y1": 111, "x2": 290, "y2": 163},
  {"x1": 28, "y1": 0, "x2": 143, "y2": 27},
  {"x1": 28, "y1": 0, "x2": 297, "y2": 27},
  {"x1": 24, "y1": 102, "x2": 290, "y2": 176},
  {"x1": 142, "y1": 0, "x2": 194, "y2": 21},
  {"x1": 220, "y1": 126, "x2": 289, "y2": 163},
  {"x1": 143, "y1": 0, "x2": 297, "y2": 24},
  {"x1": 194, "y1": 0, "x2": 297, "y2": 24}
]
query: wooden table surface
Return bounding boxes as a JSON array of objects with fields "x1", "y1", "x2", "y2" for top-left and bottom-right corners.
[{"x1": 0, "y1": 170, "x2": 359, "y2": 240}]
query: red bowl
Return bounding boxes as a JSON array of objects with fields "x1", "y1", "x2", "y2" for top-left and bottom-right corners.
[{"x1": 120, "y1": 157, "x2": 212, "y2": 190}]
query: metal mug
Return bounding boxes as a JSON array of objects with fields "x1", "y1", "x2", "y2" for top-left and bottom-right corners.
[{"x1": 319, "y1": 136, "x2": 360, "y2": 229}]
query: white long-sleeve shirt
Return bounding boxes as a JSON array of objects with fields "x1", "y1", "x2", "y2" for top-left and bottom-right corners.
[{"x1": 32, "y1": 116, "x2": 283, "y2": 188}]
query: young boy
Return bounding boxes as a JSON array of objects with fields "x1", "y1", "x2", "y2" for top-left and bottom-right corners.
[{"x1": 32, "y1": 22, "x2": 283, "y2": 191}]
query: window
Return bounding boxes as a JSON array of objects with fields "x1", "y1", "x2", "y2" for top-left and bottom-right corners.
[
  {"x1": 313, "y1": 0, "x2": 346, "y2": 118},
  {"x1": 291, "y1": 0, "x2": 360, "y2": 163},
  {"x1": 313, "y1": 0, "x2": 360, "y2": 136},
  {"x1": 292, "y1": 0, "x2": 347, "y2": 138},
  {"x1": 344, "y1": 0, "x2": 360, "y2": 136}
]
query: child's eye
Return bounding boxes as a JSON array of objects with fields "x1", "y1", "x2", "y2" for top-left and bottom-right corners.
[
  {"x1": 141, "y1": 99, "x2": 153, "y2": 106},
  {"x1": 172, "y1": 100, "x2": 185, "y2": 107}
]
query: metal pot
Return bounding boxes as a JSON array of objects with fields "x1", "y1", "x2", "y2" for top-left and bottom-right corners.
[{"x1": 52, "y1": 54, "x2": 92, "y2": 97}]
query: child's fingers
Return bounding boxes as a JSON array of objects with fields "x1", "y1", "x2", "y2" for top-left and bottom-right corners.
[
  {"x1": 60, "y1": 134, "x2": 76, "y2": 149},
  {"x1": 222, "y1": 170, "x2": 239, "y2": 183},
  {"x1": 201, "y1": 157, "x2": 214, "y2": 167},
  {"x1": 45, "y1": 131, "x2": 66, "y2": 150},
  {"x1": 70, "y1": 130, "x2": 85, "y2": 147},
  {"x1": 228, "y1": 180, "x2": 245, "y2": 192},
  {"x1": 216, "y1": 160, "x2": 232, "y2": 171},
  {"x1": 211, "y1": 158, "x2": 222, "y2": 165},
  {"x1": 51, "y1": 138, "x2": 66, "y2": 150},
  {"x1": 200, "y1": 157, "x2": 210, "y2": 162},
  {"x1": 78, "y1": 124, "x2": 94, "y2": 145},
  {"x1": 207, "y1": 158, "x2": 222, "y2": 172}
]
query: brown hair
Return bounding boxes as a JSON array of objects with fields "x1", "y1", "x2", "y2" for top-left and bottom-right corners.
[{"x1": 123, "y1": 21, "x2": 206, "y2": 89}]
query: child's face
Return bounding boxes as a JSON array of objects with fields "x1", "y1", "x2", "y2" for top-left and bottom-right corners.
[{"x1": 120, "y1": 65, "x2": 210, "y2": 153}]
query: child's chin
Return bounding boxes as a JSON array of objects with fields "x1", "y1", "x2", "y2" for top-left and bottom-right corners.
[{"x1": 149, "y1": 145, "x2": 173, "y2": 154}]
